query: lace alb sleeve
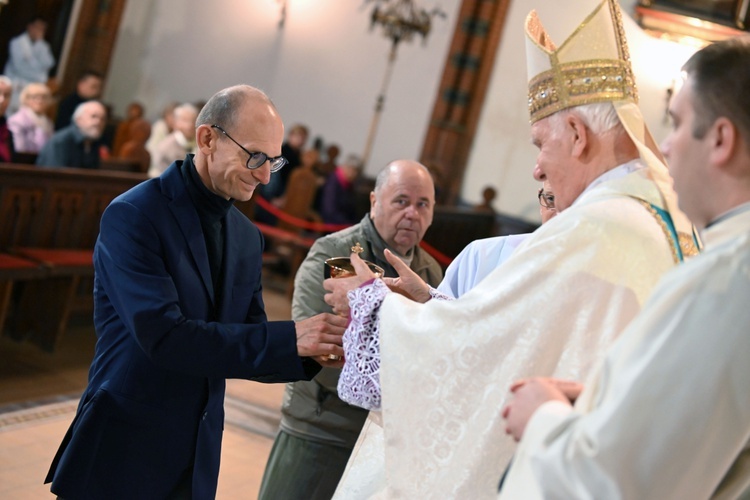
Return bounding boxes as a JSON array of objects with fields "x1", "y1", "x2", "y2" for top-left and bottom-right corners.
[
  {"x1": 429, "y1": 286, "x2": 454, "y2": 301},
  {"x1": 338, "y1": 279, "x2": 390, "y2": 411}
]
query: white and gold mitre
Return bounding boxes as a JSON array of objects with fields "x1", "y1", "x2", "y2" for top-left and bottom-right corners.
[
  {"x1": 525, "y1": 0, "x2": 701, "y2": 256},
  {"x1": 525, "y1": 0, "x2": 636, "y2": 123}
]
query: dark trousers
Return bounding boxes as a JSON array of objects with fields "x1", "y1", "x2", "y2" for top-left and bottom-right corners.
[{"x1": 258, "y1": 430, "x2": 354, "y2": 500}]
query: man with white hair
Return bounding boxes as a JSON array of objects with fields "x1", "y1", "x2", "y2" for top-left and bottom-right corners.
[
  {"x1": 323, "y1": 1, "x2": 699, "y2": 498},
  {"x1": 148, "y1": 102, "x2": 199, "y2": 177},
  {"x1": 36, "y1": 100, "x2": 106, "y2": 168},
  {"x1": 500, "y1": 35, "x2": 750, "y2": 500}
]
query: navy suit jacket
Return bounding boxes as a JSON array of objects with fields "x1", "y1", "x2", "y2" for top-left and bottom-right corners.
[{"x1": 46, "y1": 159, "x2": 318, "y2": 499}]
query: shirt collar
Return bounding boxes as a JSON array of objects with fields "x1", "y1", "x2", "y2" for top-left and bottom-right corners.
[
  {"x1": 705, "y1": 201, "x2": 750, "y2": 230},
  {"x1": 577, "y1": 159, "x2": 645, "y2": 201}
]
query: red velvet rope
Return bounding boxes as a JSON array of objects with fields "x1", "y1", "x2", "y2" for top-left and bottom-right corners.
[
  {"x1": 417, "y1": 240, "x2": 453, "y2": 267},
  {"x1": 252, "y1": 195, "x2": 454, "y2": 266},
  {"x1": 254, "y1": 195, "x2": 351, "y2": 232}
]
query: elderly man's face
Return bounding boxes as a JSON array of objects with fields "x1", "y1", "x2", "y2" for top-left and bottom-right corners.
[
  {"x1": 370, "y1": 162, "x2": 435, "y2": 256},
  {"x1": 174, "y1": 108, "x2": 198, "y2": 140},
  {"x1": 0, "y1": 81, "x2": 11, "y2": 116},
  {"x1": 531, "y1": 114, "x2": 590, "y2": 212},
  {"x1": 205, "y1": 100, "x2": 282, "y2": 201},
  {"x1": 74, "y1": 102, "x2": 107, "y2": 140}
]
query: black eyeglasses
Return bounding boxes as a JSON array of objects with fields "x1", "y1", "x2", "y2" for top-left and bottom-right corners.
[
  {"x1": 211, "y1": 124, "x2": 287, "y2": 173},
  {"x1": 538, "y1": 188, "x2": 555, "y2": 210}
]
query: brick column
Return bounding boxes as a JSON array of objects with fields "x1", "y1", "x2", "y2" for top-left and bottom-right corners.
[
  {"x1": 58, "y1": 0, "x2": 128, "y2": 96},
  {"x1": 420, "y1": 0, "x2": 511, "y2": 205}
]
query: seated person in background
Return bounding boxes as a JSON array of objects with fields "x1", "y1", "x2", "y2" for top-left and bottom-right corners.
[
  {"x1": 500, "y1": 36, "x2": 750, "y2": 500},
  {"x1": 98, "y1": 103, "x2": 118, "y2": 156},
  {"x1": 54, "y1": 70, "x2": 103, "y2": 130},
  {"x1": 145, "y1": 101, "x2": 177, "y2": 157},
  {"x1": 259, "y1": 159, "x2": 443, "y2": 500},
  {"x1": 148, "y1": 103, "x2": 198, "y2": 177},
  {"x1": 111, "y1": 101, "x2": 145, "y2": 156},
  {"x1": 278, "y1": 148, "x2": 324, "y2": 231},
  {"x1": 117, "y1": 118, "x2": 151, "y2": 173},
  {"x1": 266, "y1": 123, "x2": 308, "y2": 199},
  {"x1": 316, "y1": 143, "x2": 340, "y2": 178},
  {"x1": 256, "y1": 123, "x2": 310, "y2": 225},
  {"x1": 37, "y1": 100, "x2": 106, "y2": 168},
  {"x1": 320, "y1": 153, "x2": 363, "y2": 225},
  {"x1": 3, "y1": 16, "x2": 55, "y2": 114},
  {"x1": 8, "y1": 82, "x2": 53, "y2": 153},
  {"x1": 475, "y1": 185, "x2": 498, "y2": 213},
  {"x1": 281, "y1": 124, "x2": 308, "y2": 179},
  {"x1": 0, "y1": 76, "x2": 16, "y2": 162}
]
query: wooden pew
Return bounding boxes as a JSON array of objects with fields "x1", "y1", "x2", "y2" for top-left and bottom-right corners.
[
  {"x1": 0, "y1": 253, "x2": 48, "y2": 337},
  {"x1": 101, "y1": 157, "x2": 147, "y2": 174},
  {"x1": 422, "y1": 206, "x2": 538, "y2": 264},
  {"x1": 0, "y1": 163, "x2": 147, "y2": 350}
]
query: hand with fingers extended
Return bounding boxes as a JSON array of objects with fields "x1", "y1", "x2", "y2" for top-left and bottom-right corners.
[
  {"x1": 295, "y1": 312, "x2": 349, "y2": 367},
  {"x1": 323, "y1": 252, "x2": 380, "y2": 317},
  {"x1": 502, "y1": 377, "x2": 572, "y2": 441},
  {"x1": 380, "y1": 248, "x2": 431, "y2": 303}
]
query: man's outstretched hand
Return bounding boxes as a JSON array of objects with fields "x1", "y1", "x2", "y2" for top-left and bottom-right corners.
[
  {"x1": 295, "y1": 312, "x2": 348, "y2": 367},
  {"x1": 323, "y1": 252, "x2": 379, "y2": 317},
  {"x1": 381, "y1": 249, "x2": 431, "y2": 303}
]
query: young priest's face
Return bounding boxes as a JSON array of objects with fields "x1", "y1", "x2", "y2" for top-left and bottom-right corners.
[{"x1": 661, "y1": 78, "x2": 713, "y2": 228}]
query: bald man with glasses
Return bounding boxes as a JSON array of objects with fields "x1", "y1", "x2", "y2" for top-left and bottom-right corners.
[{"x1": 46, "y1": 85, "x2": 347, "y2": 499}]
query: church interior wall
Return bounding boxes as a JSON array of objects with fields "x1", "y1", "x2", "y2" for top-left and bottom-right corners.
[
  {"x1": 104, "y1": 0, "x2": 699, "y2": 224},
  {"x1": 104, "y1": 0, "x2": 461, "y2": 183}
]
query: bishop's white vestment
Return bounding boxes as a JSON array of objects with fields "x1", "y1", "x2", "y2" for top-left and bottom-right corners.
[
  {"x1": 334, "y1": 163, "x2": 694, "y2": 499},
  {"x1": 498, "y1": 204, "x2": 750, "y2": 500}
]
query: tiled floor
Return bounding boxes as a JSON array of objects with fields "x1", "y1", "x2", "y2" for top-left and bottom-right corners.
[{"x1": 0, "y1": 283, "x2": 294, "y2": 499}]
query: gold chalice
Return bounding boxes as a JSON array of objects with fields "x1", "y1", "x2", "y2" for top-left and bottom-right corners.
[
  {"x1": 323, "y1": 242, "x2": 384, "y2": 360},
  {"x1": 323, "y1": 242, "x2": 385, "y2": 279}
]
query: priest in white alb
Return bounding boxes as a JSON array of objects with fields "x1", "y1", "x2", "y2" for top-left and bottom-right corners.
[
  {"x1": 323, "y1": 1, "x2": 699, "y2": 498},
  {"x1": 500, "y1": 36, "x2": 750, "y2": 500}
]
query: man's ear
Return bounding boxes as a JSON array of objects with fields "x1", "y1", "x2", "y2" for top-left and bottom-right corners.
[
  {"x1": 709, "y1": 117, "x2": 737, "y2": 169},
  {"x1": 369, "y1": 191, "x2": 377, "y2": 218},
  {"x1": 195, "y1": 124, "x2": 215, "y2": 154},
  {"x1": 567, "y1": 114, "x2": 588, "y2": 159}
]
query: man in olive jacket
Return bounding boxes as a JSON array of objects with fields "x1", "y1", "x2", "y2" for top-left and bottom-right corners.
[{"x1": 259, "y1": 159, "x2": 443, "y2": 499}]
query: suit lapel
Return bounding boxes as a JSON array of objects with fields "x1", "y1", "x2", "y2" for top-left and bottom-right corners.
[
  {"x1": 161, "y1": 162, "x2": 215, "y2": 303},
  {"x1": 217, "y1": 211, "x2": 241, "y2": 321}
]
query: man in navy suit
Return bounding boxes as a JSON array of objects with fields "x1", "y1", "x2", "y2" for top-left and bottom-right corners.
[{"x1": 45, "y1": 85, "x2": 347, "y2": 499}]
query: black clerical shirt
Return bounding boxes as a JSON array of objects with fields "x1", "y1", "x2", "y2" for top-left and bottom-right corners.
[{"x1": 180, "y1": 154, "x2": 234, "y2": 315}]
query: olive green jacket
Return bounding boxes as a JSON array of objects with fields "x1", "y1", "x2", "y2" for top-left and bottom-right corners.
[{"x1": 280, "y1": 214, "x2": 443, "y2": 447}]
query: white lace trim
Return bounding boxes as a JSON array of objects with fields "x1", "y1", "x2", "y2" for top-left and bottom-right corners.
[
  {"x1": 428, "y1": 286, "x2": 453, "y2": 302},
  {"x1": 338, "y1": 279, "x2": 389, "y2": 410}
]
